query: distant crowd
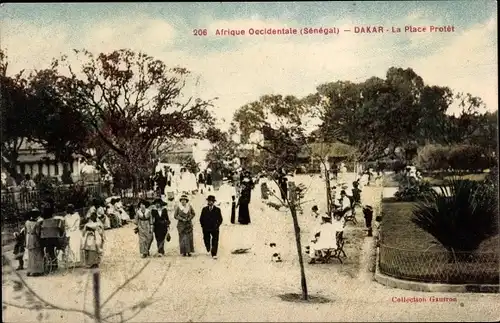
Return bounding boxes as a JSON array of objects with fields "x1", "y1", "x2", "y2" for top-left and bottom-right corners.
[{"x1": 12, "y1": 164, "x2": 379, "y2": 274}]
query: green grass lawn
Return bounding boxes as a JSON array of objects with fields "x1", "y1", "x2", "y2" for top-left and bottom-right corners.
[{"x1": 379, "y1": 198, "x2": 499, "y2": 284}]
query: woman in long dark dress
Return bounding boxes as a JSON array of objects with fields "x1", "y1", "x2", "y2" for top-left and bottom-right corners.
[
  {"x1": 237, "y1": 179, "x2": 252, "y2": 225},
  {"x1": 174, "y1": 195, "x2": 195, "y2": 256}
]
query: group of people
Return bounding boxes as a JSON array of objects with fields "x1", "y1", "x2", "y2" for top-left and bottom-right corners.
[
  {"x1": 85, "y1": 197, "x2": 131, "y2": 230},
  {"x1": 134, "y1": 194, "x2": 223, "y2": 259},
  {"x1": 306, "y1": 179, "x2": 365, "y2": 264},
  {"x1": 12, "y1": 198, "x2": 115, "y2": 275},
  {"x1": 153, "y1": 166, "x2": 214, "y2": 200}
]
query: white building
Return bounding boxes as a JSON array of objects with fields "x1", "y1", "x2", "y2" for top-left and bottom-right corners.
[{"x1": 7, "y1": 140, "x2": 96, "y2": 181}]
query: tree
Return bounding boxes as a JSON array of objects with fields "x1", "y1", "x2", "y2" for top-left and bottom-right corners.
[
  {"x1": 257, "y1": 124, "x2": 310, "y2": 300},
  {"x1": 0, "y1": 50, "x2": 36, "y2": 179},
  {"x1": 308, "y1": 140, "x2": 357, "y2": 214},
  {"x1": 43, "y1": 49, "x2": 216, "y2": 192},
  {"x1": 2, "y1": 256, "x2": 170, "y2": 323},
  {"x1": 205, "y1": 127, "x2": 239, "y2": 173},
  {"x1": 310, "y1": 68, "x2": 458, "y2": 161},
  {"x1": 26, "y1": 69, "x2": 92, "y2": 164},
  {"x1": 233, "y1": 94, "x2": 309, "y2": 144}
]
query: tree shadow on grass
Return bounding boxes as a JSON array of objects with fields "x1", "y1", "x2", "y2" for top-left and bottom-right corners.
[{"x1": 278, "y1": 293, "x2": 332, "y2": 304}]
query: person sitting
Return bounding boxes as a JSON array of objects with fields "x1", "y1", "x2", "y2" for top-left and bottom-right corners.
[
  {"x1": 96, "y1": 200, "x2": 110, "y2": 230},
  {"x1": 308, "y1": 216, "x2": 336, "y2": 264},
  {"x1": 106, "y1": 200, "x2": 121, "y2": 229},
  {"x1": 334, "y1": 190, "x2": 352, "y2": 217},
  {"x1": 332, "y1": 211, "x2": 346, "y2": 236},
  {"x1": 114, "y1": 198, "x2": 130, "y2": 224}
]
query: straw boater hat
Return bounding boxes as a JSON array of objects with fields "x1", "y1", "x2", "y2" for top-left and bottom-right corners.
[
  {"x1": 206, "y1": 195, "x2": 216, "y2": 202},
  {"x1": 179, "y1": 194, "x2": 189, "y2": 202}
]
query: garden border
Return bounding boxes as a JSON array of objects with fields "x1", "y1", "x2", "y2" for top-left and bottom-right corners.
[{"x1": 374, "y1": 247, "x2": 499, "y2": 293}]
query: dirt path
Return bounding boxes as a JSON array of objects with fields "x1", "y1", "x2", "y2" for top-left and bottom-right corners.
[{"x1": 3, "y1": 175, "x2": 499, "y2": 322}]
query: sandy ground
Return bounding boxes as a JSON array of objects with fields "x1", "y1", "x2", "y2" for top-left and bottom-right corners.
[{"x1": 2, "y1": 174, "x2": 499, "y2": 322}]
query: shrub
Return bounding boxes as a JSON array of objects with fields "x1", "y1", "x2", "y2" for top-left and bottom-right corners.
[
  {"x1": 414, "y1": 144, "x2": 449, "y2": 171},
  {"x1": 55, "y1": 184, "x2": 92, "y2": 211},
  {"x1": 447, "y1": 145, "x2": 488, "y2": 171},
  {"x1": 36, "y1": 175, "x2": 56, "y2": 202},
  {"x1": 1, "y1": 199, "x2": 19, "y2": 227},
  {"x1": 394, "y1": 181, "x2": 433, "y2": 202},
  {"x1": 61, "y1": 168, "x2": 74, "y2": 185},
  {"x1": 412, "y1": 178, "x2": 498, "y2": 256}
]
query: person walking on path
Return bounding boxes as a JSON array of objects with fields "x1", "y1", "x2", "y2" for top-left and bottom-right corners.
[
  {"x1": 152, "y1": 199, "x2": 170, "y2": 257},
  {"x1": 200, "y1": 195, "x2": 223, "y2": 259},
  {"x1": 81, "y1": 211, "x2": 105, "y2": 268},
  {"x1": 25, "y1": 208, "x2": 44, "y2": 276},
  {"x1": 64, "y1": 204, "x2": 82, "y2": 265},
  {"x1": 174, "y1": 194, "x2": 195, "y2": 257},
  {"x1": 135, "y1": 200, "x2": 154, "y2": 258},
  {"x1": 237, "y1": 178, "x2": 252, "y2": 225}
]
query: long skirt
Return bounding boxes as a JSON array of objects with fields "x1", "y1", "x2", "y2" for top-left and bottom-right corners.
[
  {"x1": 27, "y1": 248, "x2": 45, "y2": 275},
  {"x1": 238, "y1": 202, "x2": 251, "y2": 224},
  {"x1": 154, "y1": 226, "x2": 168, "y2": 254},
  {"x1": 177, "y1": 222, "x2": 194, "y2": 254},
  {"x1": 138, "y1": 230, "x2": 154, "y2": 256},
  {"x1": 83, "y1": 250, "x2": 100, "y2": 267},
  {"x1": 67, "y1": 231, "x2": 82, "y2": 264}
]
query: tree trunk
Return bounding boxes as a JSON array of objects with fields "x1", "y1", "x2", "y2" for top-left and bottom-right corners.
[
  {"x1": 322, "y1": 159, "x2": 332, "y2": 215},
  {"x1": 289, "y1": 181, "x2": 308, "y2": 300}
]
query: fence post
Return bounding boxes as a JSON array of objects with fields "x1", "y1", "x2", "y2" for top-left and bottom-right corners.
[{"x1": 93, "y1": 270, "x2": 101, "y2": 323}]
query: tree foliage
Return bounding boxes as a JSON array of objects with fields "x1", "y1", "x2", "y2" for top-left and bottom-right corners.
[
  {"x1": 309, "y1": 67, "x2": 495, "y2": 161},
  {"x1": 415, "y1": 144, "x2": 494, "y2": 172},
  {"x1": 205, "y1": 127, "x2": 238, "y2": 171},
  {"x1": 233, "y1": 94, "x2": 308, "y2": 143},
  {"x1": 39, "y1": 49, "x2": 216, "y2": 188},
  {"x1": 0, "y1": 50, "x2": 36, "y2": 177}
]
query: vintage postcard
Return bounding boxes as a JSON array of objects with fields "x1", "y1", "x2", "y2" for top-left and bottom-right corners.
[{"x1": 1, "y1": 1, "x2": 498, "y2": 322}]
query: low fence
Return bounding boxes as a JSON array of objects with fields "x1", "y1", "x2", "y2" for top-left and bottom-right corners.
[
  {"x1": 1, "y1": 184, "x2": 103, "y2": 213},
  {"x1": 378, "y1": 244, "x2": 499, "y2": 284}
]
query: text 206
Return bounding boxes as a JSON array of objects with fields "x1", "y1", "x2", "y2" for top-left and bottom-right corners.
[{"x1": 193, "y1": 29, "x2": 208, "y2": 36}]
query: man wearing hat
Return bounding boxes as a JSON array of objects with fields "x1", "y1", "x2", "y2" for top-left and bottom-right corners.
[{"x1": 200, "y1": 195, "x2": 223, "y2": 259}]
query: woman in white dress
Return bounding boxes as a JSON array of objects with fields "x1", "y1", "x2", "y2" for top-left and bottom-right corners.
[
  {"x1": 64, "y1": 204, "x2": 82, "y2": 265},
  {"x1": 188, "y1": 170, "x2": 198, "y2": 194},
  {"x1": 217, "y1": 180, "x2": 234, "y2": 221},
  {"x1": 309, "y1": 216, "x2": 337, "y2": 263}
]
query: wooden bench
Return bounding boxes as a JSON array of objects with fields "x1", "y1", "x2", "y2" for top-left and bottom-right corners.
[{"x1": 312, "y1": 233, "x2": 347, "y2": 264}]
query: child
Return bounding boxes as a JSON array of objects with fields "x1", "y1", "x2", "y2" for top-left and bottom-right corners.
[
  {"x1": 82, "y1": 211, "x2": 105, "y2": 268},
  {"x1": 13, "y1": 226, "x2": 26, "y2": 270},
  {"x1": 230, "y1": 196, "x2": 236, "y2": 224}
]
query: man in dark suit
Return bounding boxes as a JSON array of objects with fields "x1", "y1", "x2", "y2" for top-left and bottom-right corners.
[{"x1": 200, "y1": 195, "x2": 223, "y2": 259}]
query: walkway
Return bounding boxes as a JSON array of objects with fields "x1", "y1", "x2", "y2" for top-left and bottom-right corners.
[{"x1": 2, "y1": 175, "x2": 498, "y2": 322}]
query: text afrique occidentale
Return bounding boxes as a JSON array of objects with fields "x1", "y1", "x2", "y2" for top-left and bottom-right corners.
[{"x1": 208, "y1": 27, "x2": 339, "y2": 37}]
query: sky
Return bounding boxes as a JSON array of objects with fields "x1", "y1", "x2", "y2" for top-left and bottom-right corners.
[{"x1": 1, "y1": 1, "x2": 498, "y2": 131}]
